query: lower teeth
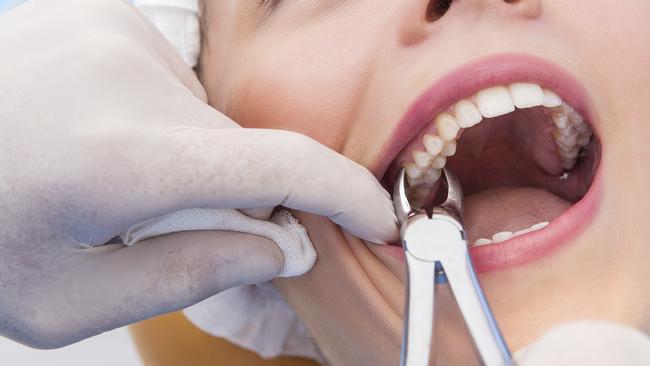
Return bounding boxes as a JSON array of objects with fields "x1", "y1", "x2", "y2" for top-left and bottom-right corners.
[{"x1": 472, "y1": 221, "x2": 549, "y2": 247}]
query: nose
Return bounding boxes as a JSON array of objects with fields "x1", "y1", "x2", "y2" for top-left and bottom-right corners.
[{"x1": 398, "y1": 0, "x2": 543, "y2": 45}]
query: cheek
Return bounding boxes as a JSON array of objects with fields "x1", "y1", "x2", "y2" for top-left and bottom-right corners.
[{"x1": 226, "y1": 28, "x2": 374, "y2": 152}]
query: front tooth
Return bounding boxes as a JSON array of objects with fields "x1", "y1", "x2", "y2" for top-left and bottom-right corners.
[
  {"x1": 435, "y1": 113, "x2": 461, "y2": 142},
  {"x1": 431, "y1": 156, "x2": 447, "y2": 169},
  {"x1": 412, "y1": 150, "x2": 432, "y2": 168},
  {"x1": 476, "y1": 86, "x2": 515, "y2": 118},
  {"x1": 404, "y1": 163, "x2": 425, "y2": 179},
  {"x1": 441, "y1": 141, "x2": 457, "y2": 156},
  {"x1": 423, "y1": 134, "x2": 444, "y2": 156},
  {"x1": 530, "y1": 221, "x2": 549, "y2": 231},
  {"x1": 508, "y1": 83, "x2": 544, "y2": 109},
  {"x1": 492, "y1": 231, "x2": 514, "y2": 243},
  {"x1": 474, "y1": 238, "x2": 492, "y2": 246},
  {"x1": 514, "y1": 228, "x2": 531, "y2": 237},
  {"x1": 454, "y1": 99, "x2": 483, "y2": 128},
  {"x1": 542, "y1": 89, "x2": 563, "y2": 107}
]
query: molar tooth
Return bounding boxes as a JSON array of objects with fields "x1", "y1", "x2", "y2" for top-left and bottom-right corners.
[
  {"x1": 558, "y1": 147, "x2": 580, "y2": 160},
  {"x1": 476, "y1": 86, "x2": 515, "y2": 118},
  {"x1": 552, "y1": 114, "x2": 568, "y2": 129},
  {"x1": 577, "y1": 135, "x2": 591, "y2": 146},
  {"x1": 569, "y1": 111, "x2": 584, "y2": 125},
  {"x1": 542, "y1": 89, "x2": 563, "y2": 107},
  {"x1": 474, "y1": 238, "x2": 492, "y2": 246},
  {"x1": 412, "y1": 186, "x2": 431, "y2": 198},
  {"x1": 407, "y1": 174, "x2": 424, "y2": 188},
  {"x1": 561, "y1": 160, "x2": 576, "y2": 170},
  {"x1": 530, "y1": 221, "x2": 549, "y2": 231},
  {"x1": 404, "y1": 163, "x2": 425, "y2": 179},
  {"x1": 574, "y1": 123, "x2": 590, "y2": 134},
  {"x1": 558, "y1": 139, "x2": 579, "y2": 150},
  {"x1": 454, "y1": 99, "x2": 483, "y2": 128},
  {"x1": 553, "y1": 128, "x2": 573, "y2": 139},
  {"x1": 558, "y1": 144, "x2": 580, "y2": 156},
  {"x1": 441, "y1": 141, "x2": 457, "y2": 156},
  {"x1": 557, "y1": 133, "x2": 578, "y2": 147},
  {"x1": 422, "y1": 168, "x2": 442, "y2": 184},
  {"x1": 423, "y1": 134, "x2": 444, "y2": 156},
  {"x1": 557, "y1": 103, "x2": 575, "y2": 114},
  {"x1": 412, "y1": 150, "x2": 432, "y2": 168},
  {"x1": 508, "y1": 83, "x2": 544, "y2": 108},
  {"x1": 435, "y1": 113, "x2": 461, "y2": 142},
  {"x1": 431, "y1": 156, "x2": 447, "y2": 169},
  {"x1": 492, "y1": 231, "x2": 514, "y2": 243}
]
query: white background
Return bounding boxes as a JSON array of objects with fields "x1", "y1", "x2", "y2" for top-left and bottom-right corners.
[{"x1": 1, "y1": 1, "x2": 141, "y2": 365}]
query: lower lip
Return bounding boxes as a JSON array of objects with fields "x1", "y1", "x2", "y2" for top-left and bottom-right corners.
[{"x1": 375, "y1": 166, "x2": 603, "y2": 272}]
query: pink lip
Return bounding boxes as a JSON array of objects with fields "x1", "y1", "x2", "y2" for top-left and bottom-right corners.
[{"x1": 372, "y1": 53, "x2": 603, "y2": 272}]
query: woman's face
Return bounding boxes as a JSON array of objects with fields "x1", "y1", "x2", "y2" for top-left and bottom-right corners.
[{"x1": 200, "y1": 1, "x2": 650, "y2": 364}]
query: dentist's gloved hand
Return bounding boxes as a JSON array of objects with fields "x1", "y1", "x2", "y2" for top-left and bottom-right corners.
[
  {"x1": 0, "y1": 0, "x2": 397, "y2": 348},
  {"x1": 517, "y1": 321, "x2": 650, "y2": 365}
]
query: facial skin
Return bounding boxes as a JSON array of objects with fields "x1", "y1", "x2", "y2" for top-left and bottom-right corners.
[{"x1": 199, "y1": 1, "x2": 650, "y2": 364}]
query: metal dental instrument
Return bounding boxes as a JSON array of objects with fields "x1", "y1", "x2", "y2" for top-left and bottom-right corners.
[{"x1": 394, "y1": 168, "x2": 513, "y2": 366}]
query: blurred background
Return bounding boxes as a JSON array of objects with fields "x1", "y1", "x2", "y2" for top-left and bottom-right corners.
[{"x1": 0, "y1": 0, "x2": 141, "y2": 364}]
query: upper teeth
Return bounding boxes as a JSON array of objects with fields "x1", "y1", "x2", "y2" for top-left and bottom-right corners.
[{"x1": 403, "y1": 82, "x2": 593, "y2": 204}]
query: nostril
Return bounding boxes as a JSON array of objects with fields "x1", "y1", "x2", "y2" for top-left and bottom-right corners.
[{"x1": 425, "y1": 0, "x2": 453, "y2": 22}]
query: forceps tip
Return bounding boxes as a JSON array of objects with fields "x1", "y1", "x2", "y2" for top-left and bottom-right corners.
[
  {"x1": 393, "y1": 168, "x2": 464, "y2": 225},
  {"x1": 393, "y1": 168, "x2": 411, "y2": 225},
  {"x1": 440, "y1": 168, "x2": 463, "y2": 218}
]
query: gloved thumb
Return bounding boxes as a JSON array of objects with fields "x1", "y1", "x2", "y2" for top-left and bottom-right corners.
[{"x1": 516, "y1": 321, "x2": 650, "y2": 366}]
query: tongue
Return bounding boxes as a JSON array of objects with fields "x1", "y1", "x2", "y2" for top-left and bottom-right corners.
[{"x1": 462, "y1": 187, "x2": 572, "y2": 243}]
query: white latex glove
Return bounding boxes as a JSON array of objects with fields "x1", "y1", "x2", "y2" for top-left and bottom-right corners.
[
  {"x1": 517, "y1": 321, "x2": 650, "y2": 365},
  {"x1": 0, "y1": 0, "x2": 397, "y2": 348}
]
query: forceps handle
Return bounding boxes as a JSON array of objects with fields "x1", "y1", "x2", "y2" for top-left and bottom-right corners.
[
  {"x1": 401, "y1": 252, "x2": 436, "y2": 366},
  {"x1": 443, "y1": 254, "x2": 512, "y2": 366}
]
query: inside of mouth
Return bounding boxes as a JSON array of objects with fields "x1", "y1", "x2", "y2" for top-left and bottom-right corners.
[{"x1": 385, "y1": 99, "x2": 600, "y2": 246}]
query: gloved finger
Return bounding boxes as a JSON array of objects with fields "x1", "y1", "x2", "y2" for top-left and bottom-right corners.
[
  {"x1": 516, "y1": 321, "x2": 650, "y2": 366},
  {"x1": 51, "y1": 230, "x2": 283, "y2": 348},
  {"x1": 114, "y1": 125, "x2": 398, "y2": 244}
]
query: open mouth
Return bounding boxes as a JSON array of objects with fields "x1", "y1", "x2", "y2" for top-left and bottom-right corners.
[{"x1": 376, "y1": 54, "x2": 602, "y2": 271}]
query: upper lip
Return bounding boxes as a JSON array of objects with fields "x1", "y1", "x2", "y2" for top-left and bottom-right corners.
[{"x1": 370, "y1": 53, "x2": 598, "y2": 181}]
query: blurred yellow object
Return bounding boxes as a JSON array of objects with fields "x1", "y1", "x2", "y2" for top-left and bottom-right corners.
[{"x1": 130, "y1": 312, "x2": 321, "y2": 366}]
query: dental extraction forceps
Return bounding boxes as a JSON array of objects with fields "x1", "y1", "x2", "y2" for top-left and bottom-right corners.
[{"x1": 394, "y1": 168, "x2": 513, "y2": 366}]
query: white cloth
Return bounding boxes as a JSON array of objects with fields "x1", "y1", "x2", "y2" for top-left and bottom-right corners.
[
  {"x1": 132, "y1": 0, "x2": 201, "y2": 67},
  {"x1": 122, "y1": 208, "x2": 316, "y2": 277},
  {"x1": 122, "y1": 208, "x2": 322, "y2": 361}
]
